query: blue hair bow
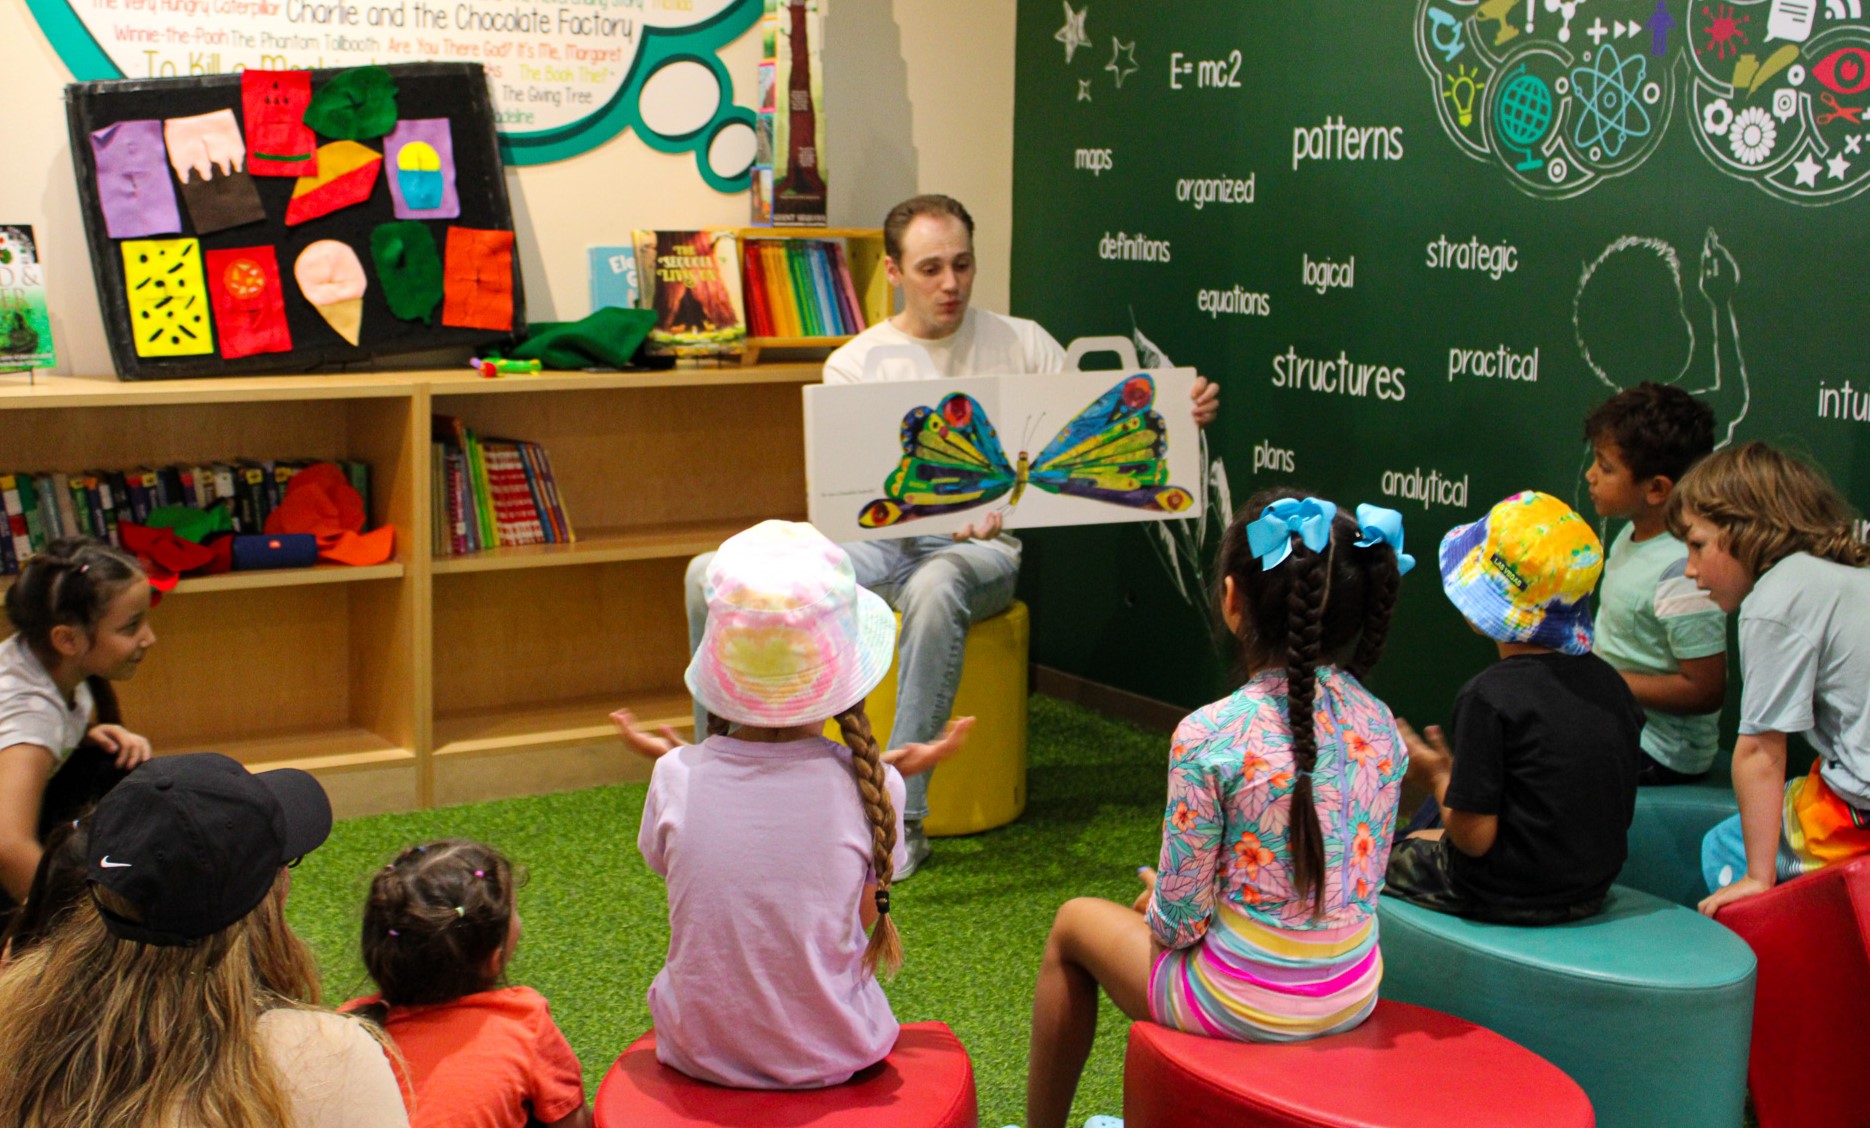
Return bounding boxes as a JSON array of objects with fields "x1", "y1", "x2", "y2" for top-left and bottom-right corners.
[
  {"x1": 1246, "y1": 498, "x2": 1338, "y2": 570},
  {"x1": 1353, "y1": 504, "x2": 1416, "y2": 575}
]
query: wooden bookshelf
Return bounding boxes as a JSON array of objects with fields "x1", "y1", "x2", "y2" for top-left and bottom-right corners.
[
  {"x1": 734, "y1": 227, "x2": 892, "y2": 365},
  {"x1": 0, "y1": 364, "x2": 818, "y2": 816}
]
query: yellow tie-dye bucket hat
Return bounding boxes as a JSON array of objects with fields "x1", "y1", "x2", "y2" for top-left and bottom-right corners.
[{"x1": 1438, "y1": 491, "x2": 1603, "y2": 656}]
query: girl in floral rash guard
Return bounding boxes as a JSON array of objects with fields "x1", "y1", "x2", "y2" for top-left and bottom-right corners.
[{"x1": 1024, "y1": 490, "x2": 1411, "y2": 1128}]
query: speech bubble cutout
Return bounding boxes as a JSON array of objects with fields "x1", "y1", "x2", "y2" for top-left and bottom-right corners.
[{"x1": 1767, "y1": 0, "x2": 1816, "y2": 42}]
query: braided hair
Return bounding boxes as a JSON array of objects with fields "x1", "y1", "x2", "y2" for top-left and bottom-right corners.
[
  {"x1": 3, "y1": 538, "x2": 145, "y2": 663},
  {"x1": 701, "y1": 706, "x2": 904, "y2": 977},
  {"x1": 358, "y1": 839, "x2": 519, "y2": 1019},
  {"x1": 1214, "y1": 489, "x2": 1404, "y2": 914}
]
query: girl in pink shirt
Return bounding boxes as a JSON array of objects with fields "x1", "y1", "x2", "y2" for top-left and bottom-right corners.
[{"x1": 624, "y1": 520, "x2": 962, "y2": 1089}]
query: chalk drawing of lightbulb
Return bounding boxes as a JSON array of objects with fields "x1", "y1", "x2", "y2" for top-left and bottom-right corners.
[{"x1": 1444, "y1": 64, "x2": 1487, "y2": 127}]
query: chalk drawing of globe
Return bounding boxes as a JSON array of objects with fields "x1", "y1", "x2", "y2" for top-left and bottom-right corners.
[{"x1": 1500, "y1": 71, "x2": 1555, "y2": 150}]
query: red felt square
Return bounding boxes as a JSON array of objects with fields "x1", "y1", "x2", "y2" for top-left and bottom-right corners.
[
  {"x1": 242, "y1": 70, "x2": 317, "y2": 177},
  {"x1": 441, "y1": 227, "x2": 515, "y2": 331},
  {"x1": 205, "y1": 246, "x2": 292, "y2": 359}
]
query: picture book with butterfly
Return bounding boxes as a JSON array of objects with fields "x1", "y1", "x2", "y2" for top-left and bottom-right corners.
[
  {"x1": 802, "y1": 358, "x2": 1204, "y2": 542},
  {"x1": 632, "y1": 229, "x2": 746, "y2": 357}
]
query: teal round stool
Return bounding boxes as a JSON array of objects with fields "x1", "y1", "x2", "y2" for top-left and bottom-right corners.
[
  {"x1": 1618, "y1": 782, "x2": 1738, "y2": 907},
  {"x1": 1377, "y1": 885, "x2": 1755, "y2": 1128}
]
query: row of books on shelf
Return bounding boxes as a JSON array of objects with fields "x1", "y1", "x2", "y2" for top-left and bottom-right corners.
[
  {"x1": 588, "y1": 230, "x2": 871, "y2": 359},
  {"x1": 432, "y1": 416, "x2": 575, "y2": 556},
  {"x1": 0, "y1": 461, "x2": 371, "y2": 575},
  {"x1": 743, "y1": 239, "x2": 867, "y2": 339}
]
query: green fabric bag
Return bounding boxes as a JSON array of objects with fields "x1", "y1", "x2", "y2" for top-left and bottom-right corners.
[
  {"x1": 145, "y1": 504, "x2": 234, "y2": 543},
  {"x1": 501, "y1": 307, "x2": 658, "y2": 370}
]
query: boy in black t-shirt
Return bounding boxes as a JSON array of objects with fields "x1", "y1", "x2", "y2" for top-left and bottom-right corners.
[{"x1": 1384, "y1": 491, "x2": 1643, "y2": 924}]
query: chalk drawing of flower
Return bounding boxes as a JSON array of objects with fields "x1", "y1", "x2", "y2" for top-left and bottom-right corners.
[{"x1": 1728, "y1": 107, "x2": 1776, "y2": 166}]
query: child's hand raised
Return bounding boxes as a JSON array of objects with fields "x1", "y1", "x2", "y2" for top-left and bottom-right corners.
[
  {"x1": 881, "y1": 716, "x2": 975, "y2": 777},
  {"x1": 1397, "y1": 718, "x2": 1452, "y2": 786},
  {"x1": 610, "y1": 709, "x2": 686, "y2": 760}
]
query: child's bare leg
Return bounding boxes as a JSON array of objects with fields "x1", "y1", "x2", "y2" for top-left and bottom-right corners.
[{"x1": 1026, "y1": 897, "x2": 1160, "y2": 1128}]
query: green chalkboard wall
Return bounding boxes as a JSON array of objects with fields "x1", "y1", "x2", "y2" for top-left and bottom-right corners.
[{"x1": 1010, "y1": 0, "x2": 1870, "y2": 731}]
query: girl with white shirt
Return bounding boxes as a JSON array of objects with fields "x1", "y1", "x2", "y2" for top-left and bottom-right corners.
[{"x1": 0, "y1": 539, "x2": 154, "y2": 913}]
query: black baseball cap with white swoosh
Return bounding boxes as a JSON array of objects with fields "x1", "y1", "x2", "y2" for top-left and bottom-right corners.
[{"x1": 87, "y1": 752, "x2": 332, "y2": 946}]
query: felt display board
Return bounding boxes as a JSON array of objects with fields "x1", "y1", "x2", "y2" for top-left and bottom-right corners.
[
  {"x1": 66, "y1": 62, "x2": 524, "y2": 380},
  {"x1": 1011, "y1": 0, "x2": 1870, "y2": 726}
]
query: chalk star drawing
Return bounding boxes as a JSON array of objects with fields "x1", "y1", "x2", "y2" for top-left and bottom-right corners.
[
  {"x1": 1107, "y1": 37, "x2": 1138, "y2": 87},
  {"x1": 1829, "y1": 152, "x2": 1853, "y2": 178},
  {"x1": 1794, "y1": 152, "x2": 1823, "y2": 183},
  {"x1": 1055, "y1": 2, "x2": 1091, "y2": 64},
  {"x1": 1078, "y1": 78, "x2": 1093, "y2": 101},
  {"x1": 1572, "y1": 44, "x2": 1652, "y2": 157}
]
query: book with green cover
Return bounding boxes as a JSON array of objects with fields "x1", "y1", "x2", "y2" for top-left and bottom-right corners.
[{"x1": 0, "y1": 226, "x2": 54, "y2": 371}]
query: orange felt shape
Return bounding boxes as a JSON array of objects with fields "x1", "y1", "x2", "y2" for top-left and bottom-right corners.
[
  {"x1": 441, "y1": 226, "x2": 515, "y2": 331},
  {"x1": 262, "y1": 461, "x2": 395, "y2": 566},
  {"x1": 285, "y1": 141, "x2": 383, "y2": 226}
]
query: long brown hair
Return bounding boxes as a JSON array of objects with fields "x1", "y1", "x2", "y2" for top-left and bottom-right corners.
[
  {"x1": 1213, "y1": 490, "x2": 1404, "y2": 915},
  {"x1": 703, "y1": 707, "x2": 903, "y2": 977},
  {"x1": 1668, "y1": 441, "x2": 1870, "y2": 576},
  {"x1": 0, "y1": 870, "x2": 320, "y2": 1127}
]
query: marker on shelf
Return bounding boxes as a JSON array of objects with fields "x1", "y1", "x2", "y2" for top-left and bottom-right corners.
[{"x1": 470, "y1": 356, "x2": 542, "y2": 378}]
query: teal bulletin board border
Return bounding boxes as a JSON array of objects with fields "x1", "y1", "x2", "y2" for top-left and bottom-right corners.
[{"x1": 24, "y1": 0, "x2": 761, "y2": 185}]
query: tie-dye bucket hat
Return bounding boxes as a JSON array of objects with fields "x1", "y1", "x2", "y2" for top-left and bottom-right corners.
[
  {"x1": 1438, "y1": 491, "x2": 1604, "y2": 656},
  {"x1": 686, "y1": 520, "x2": 898, "y2": 728}
]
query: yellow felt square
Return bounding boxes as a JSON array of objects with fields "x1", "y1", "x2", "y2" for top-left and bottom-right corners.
[{"x1": 122, "y1": 238, "x2": 214, "y2": 357}]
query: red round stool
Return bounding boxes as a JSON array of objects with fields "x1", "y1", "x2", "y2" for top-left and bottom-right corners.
[
  {"x1": 1124, "y1": 1000, "x2": 1593, "y2": 1128},
  {"x1": 593, "y1": 1022, "x2": 978, "y2": 1128}
]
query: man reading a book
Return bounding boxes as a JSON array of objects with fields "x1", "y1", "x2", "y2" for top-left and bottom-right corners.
[{"x1": 686, "y1": 194, "x2": 1219, "y2": 878}]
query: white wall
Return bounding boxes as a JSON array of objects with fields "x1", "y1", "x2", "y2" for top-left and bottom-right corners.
[{"x1": 0, "y1": 0, "x2": 1015, "y2": 377}]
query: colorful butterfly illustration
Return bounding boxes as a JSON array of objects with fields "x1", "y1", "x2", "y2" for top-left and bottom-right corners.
[{"x1": 858, "y1": 374, "x2": 1196, "y2": 528}]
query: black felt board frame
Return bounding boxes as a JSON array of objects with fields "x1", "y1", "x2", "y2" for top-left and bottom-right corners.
[{"x1": 66, "y1": 62, "x2": 525, "y2": 380}]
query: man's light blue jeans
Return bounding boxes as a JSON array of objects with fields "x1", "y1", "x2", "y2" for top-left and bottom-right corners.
[{"x1": 685, "y1": 534, "x2": 1020, "y2": 822}]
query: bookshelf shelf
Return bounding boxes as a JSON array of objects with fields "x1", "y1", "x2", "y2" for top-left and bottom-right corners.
[
  {"x1": 433, "y1": 519, "x2": 801, "y2": 575},
  {"x1": 0, "y1": 363, "x2": 818, "y2": 815},
  {"x1": 166, "y1": 561, "x2": 405, "y2": 593}
]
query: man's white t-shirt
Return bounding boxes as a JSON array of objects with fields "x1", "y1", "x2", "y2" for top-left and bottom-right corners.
[{"x1": 822, "y1": 308, "x2": 1066, "y2": 385}]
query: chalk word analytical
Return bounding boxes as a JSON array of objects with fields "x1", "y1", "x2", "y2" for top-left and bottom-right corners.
[
  {"x1": 1302, "y1": 253, "x2": 1354, "y2": 295},
  {"x1": 1424, "y1": 235, "x2": 1519, "y2": 279},
  {"x1": 1292, "y1": 116, "x2": 1404, "y2": 170},
  {"x1": 1271, "y1": 347, "x2": 1407, "y2": 402},
  {"x1": 1252, "y1": 441, "x2": 1296, "y2": 475},
  {"x1": 1175, "y1": 175, "x2": 1255, "y2": 210},
  {"x1": 1099, "y1": 232, "x2": 1172, "y2": 262},
  {"x1": 1197, "y1": 286, "x2": 1271, "y2": 317},
  {"x1": 1380, "y1": 466, "x2": 1470, "y2": 509},
  {"x1": 1075, "y1": 148, "x2": 1114, "y2": 176},
  {"x1": 1448, "y1": 345, "x2": 1539, "y2": 382}
]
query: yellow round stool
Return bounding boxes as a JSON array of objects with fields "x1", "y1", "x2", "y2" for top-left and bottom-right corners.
[{"x1": 827, "y1": 600, "x2": 1029, "y2": 837}]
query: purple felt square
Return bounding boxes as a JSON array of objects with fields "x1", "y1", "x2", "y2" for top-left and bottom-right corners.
[
  {"x1": 93, "y1": 120, "x2": 182, "y2": 239},
  {"x1": 384, "y1": 119, "x2": 459, "y2": 220}
]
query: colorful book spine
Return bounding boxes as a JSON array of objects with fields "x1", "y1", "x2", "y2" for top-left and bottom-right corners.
[
  {"x1": 830, "y1": 241, "x2": 868, "y2": 332},
  {"x1": 513, "y1": 442, "x2": 555, "y2": 544},
  {"x1": 743, "y1": 242, "x2": 773, "y2": 337},
  {"x1": 529, "y1": 443, "x2": 574, "y2": 542},
  {"x1": 19, "y1": 475, "x2": 49, "y2": 553},
  {"x1": 1, "y1": 476, "x2": 32, "y2": 564}
]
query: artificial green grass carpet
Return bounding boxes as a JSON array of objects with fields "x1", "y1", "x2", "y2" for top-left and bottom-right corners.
[{"x1": 287, "y1": 694, "x2": 1171, "y2": 1127}]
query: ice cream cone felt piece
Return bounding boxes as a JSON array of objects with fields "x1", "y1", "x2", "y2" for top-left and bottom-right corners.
[{"x1": 294, "y1": 240, "x2": 368, "y2": 346}]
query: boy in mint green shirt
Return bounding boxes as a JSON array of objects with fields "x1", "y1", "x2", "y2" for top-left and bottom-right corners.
[{"x1": 1585, "y1": 383, "x2": 1728, "y2": 782}]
